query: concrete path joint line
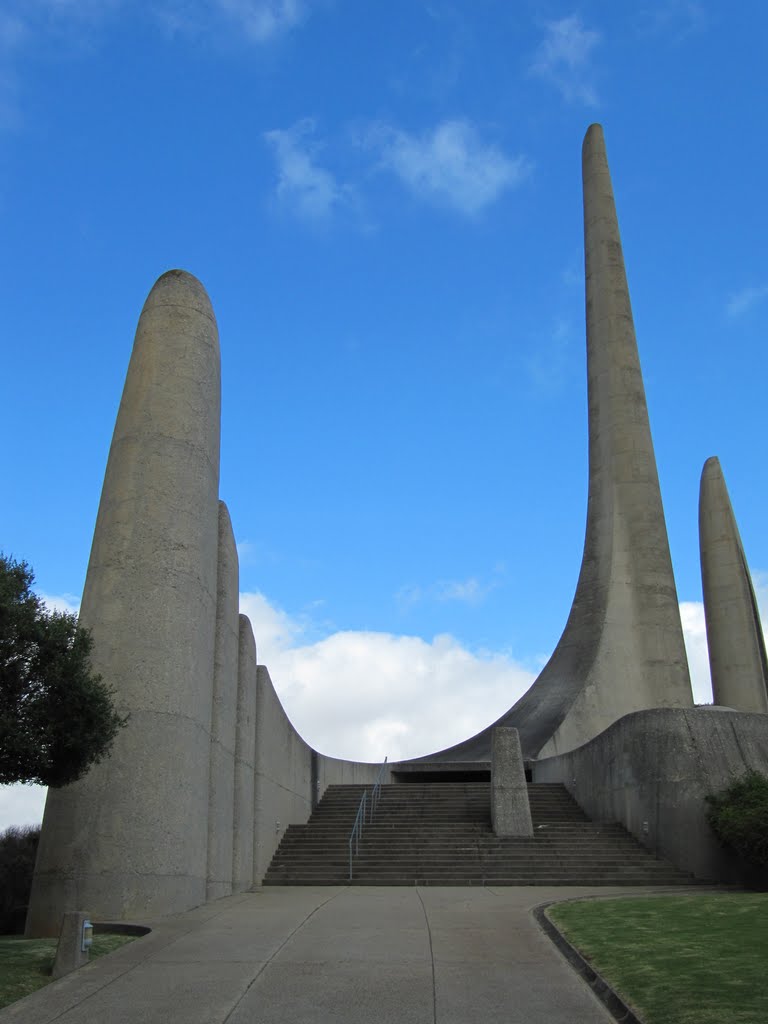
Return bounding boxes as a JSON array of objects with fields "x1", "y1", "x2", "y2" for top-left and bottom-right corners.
[
  {"x1": 220, "y1": 887, "x2": 344, "y2": 1024},
  {"x1": 415, "y1": 887, "x2": 438, "y2": 1024}
]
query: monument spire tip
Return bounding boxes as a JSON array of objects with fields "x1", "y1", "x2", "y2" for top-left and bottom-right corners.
[
  {"x1": 143, "y1": 268, "x2": 215, "y2": 323},
  {"x1": 582, "y1": 123, "x2": 605, "y2": 156}
]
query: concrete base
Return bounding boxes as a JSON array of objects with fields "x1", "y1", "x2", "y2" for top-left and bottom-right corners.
[{"x1": 491, "y1": 728, "x2": 533, "y2": 837}]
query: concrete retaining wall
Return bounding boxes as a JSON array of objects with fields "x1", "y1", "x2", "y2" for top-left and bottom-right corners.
[{"x1": 533, "y1": 707, "x2": 768, "y2": 882}]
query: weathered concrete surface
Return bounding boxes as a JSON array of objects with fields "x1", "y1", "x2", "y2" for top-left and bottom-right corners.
[
  {"x1": 51, "y1": 912, "x2": 91, "y2": 980},
  {"x1": 407, "y1": 123, "x2": 691, "y2": 767},
  {"x1": 534, "y1": 706, "x2": 768, "y2": 882},
  {"x1": 699, "y1": 456, "x2": 768, "y2": 713},
  {"x1": 3, "y1": 887, "x2": 654, "y2": 1023},
  {"x1": 491, "y1": 728, "x2": 532, "y2": 836},
  {"x1": 252, "y1": 666, "x2": 382, "y2": 883},
  {"x1": 253, "y1": 665, "x2": 313, "y2": 882},
  {"x1": 232, "y1": 615, "x2": 257, "y2": 893},
  {"x1": 206, "y1": 502, "x2": 240, "y2": 901},
  {"x1": 26, "y1": 270, "x2": 221, "y2": 936}
]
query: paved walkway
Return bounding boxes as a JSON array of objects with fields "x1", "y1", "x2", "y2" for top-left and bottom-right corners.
[{"x1": 3, "y1": 886, "x2": 659, "y2": 1023}]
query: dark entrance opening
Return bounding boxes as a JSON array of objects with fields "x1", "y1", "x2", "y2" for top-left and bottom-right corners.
[{"x1": 392, "y1": 769, "x2": 491, "y2": 783}]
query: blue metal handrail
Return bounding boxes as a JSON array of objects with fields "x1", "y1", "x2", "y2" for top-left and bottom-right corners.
[{"x1": 348, "y1": 756, "x2": 388, "y2": 881}]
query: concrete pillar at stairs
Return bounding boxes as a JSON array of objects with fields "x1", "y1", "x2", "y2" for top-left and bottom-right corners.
[{"x1": 491, "y1": 728, "x2": 533, "y2": 837}]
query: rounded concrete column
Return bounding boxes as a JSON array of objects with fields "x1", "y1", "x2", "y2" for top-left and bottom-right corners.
[
  {"x1": 700, "y1": 456, "x2": 768, "y2": 712},
  {"x1": 207, "y1": 502, "x2": 240, "y2": 901},
  {"x1": 232, "y1": 615, "x2": 257, "y2": 893},
  {"x1": 27, "y1": 270, "x2": 221, "y2": 934}
]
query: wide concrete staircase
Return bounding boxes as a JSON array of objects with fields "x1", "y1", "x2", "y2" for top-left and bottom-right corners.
[{"x1": 262, "y1": 782, "x2": 693, "y2": 886}]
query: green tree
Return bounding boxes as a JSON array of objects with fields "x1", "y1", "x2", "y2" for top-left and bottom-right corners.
[{"x1": 0, "y1": 554, "x2": 127, "y2": 787}]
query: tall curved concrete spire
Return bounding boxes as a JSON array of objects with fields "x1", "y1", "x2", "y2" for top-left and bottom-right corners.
[
  {"x1": 27, "y1": 270, "x2": 221, "y2": 935},
  {"x1": 414, "y1": 124, "x2": 692, "y2": 763},
  {"x1": 699, "y1": 456, "x2": 768, "y2": 712}
]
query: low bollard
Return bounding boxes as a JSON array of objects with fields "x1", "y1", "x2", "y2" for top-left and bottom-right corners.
[{"x1": 51, "y1": 912, "x2": 92, "y2": 980}]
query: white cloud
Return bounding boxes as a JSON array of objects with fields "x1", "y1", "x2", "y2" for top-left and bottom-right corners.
[
  {"x1": 239, "y1": 590, "x2": 304, "y2": 653},
  {"x1": 634, "y1": 2, "x2": 709, "y2": 38},
  {"x1": 530, "y1": 15, "x2": 601, "y2": 106},
  {"x1": 435, "y1": 578, "x2": 487, "y2": 603},
  {"x1": 8, "y1": 1, "x2": 306, "y2": 46},
  {"x1": 38, "y1": 591, "x2": 80, "y2": 615},
  {"x1": 397, "y1": 576, "x2": 496, "y2": 608},
  {"x1": 212, "y1": 0, "x2": 305, "y2": 42},
  {"x1": 680, "y1": 600, "x2": 712, "y2": 704},
  {"x1": 235, "y1": 540, "x2": 257, "y2": 565},
  {"x1": 0, "y1": 784, "x2": 46, "y2": 833},
  {"x1": 241, "y1": 590, "x2": 535, "y2": 762},
  {"x1": 726, "y1": 283, "x2": 768, "y2": 317},
  {"x1": 526, "y1": 317, "x2": 575, "y2": 395},
  {"x1": 264, "y1": 120, "x2": 352, "y2": 221},
  {"x1": 373, "y1": 119, "x2": 530, "y2": 216}
]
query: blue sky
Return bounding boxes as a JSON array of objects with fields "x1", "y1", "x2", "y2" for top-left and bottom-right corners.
[{"x1": 2, "y1": 1, "x2": 767, "y2": 826}]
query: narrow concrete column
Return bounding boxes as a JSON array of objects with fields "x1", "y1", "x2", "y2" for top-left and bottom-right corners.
[
  {"x1": 491, "y1": 728, "x2": 533, "y2": 836},
  {"x1": 700, "y1": 457, "x2": 768, "y2": 712},
  {"x1": 51, "y1": 912, "x2": 91, "y2": 979},
  {"x1": 206, "y1": 502, "x2": 240, "y2": 901},
  {"x1": 26, "y1": 270, "x2": 221, "y2": 935},
  {"x1": 232, "y1": 615, "x2": 257, "y2": 892},
  {"x1": 252, "y1": 663, "x2": 271, "y2": 886}
]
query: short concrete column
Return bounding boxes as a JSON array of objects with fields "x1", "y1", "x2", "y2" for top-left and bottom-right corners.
[
  {"x1": 491, "y1": 728, "x2": 533, "y2": 836},
  {"x1": 51, "y1": 912, "x2": 92, "y2": 979}
]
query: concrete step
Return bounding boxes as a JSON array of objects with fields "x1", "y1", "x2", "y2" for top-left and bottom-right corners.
[{"x1": 264, "y1": 781, "x2": 692, "y2": 888}]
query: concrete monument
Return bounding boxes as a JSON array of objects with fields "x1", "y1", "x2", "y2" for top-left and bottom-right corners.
[
  {"x1": 26, "y1": 271, "x2": 222, "y2": 935},
  {"x1": 29, "y1": 125, "x2": 768, "y2": 930},
  {"x1": 699, "y1": 456, "x2": 768, "y2": 712},
  {"x1": 26, "y1": 278, "x2": 379, "y2": 935},
  {"x1": 410, "y1": 123, "x2": 693, "y2": 766}
]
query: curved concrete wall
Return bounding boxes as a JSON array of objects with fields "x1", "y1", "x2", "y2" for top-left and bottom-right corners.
[
  {"x1": 534, "y1": 707, "x2": 768, "y2": 882},
  {"x1": 206, "y1": 502, "x2": 240, "y2": 901},
  {"x1": 699, "y1": 457, "x2": 768, "y2": 713},
  {"x1": 253, "y1": 664, "x2": 384, "y2": 883},
  {"x1": 27, "y1": 270, "x2": 221, "y2": 935}
]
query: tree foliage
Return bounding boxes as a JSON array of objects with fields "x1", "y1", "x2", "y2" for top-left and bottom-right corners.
[
  {"x1": 0, "y1": 825, "x2": 40, "y2": 933},
  {"x1": 0, "y1": 554, "x2": 127, "y2": 787},
  {"x1": 706, "y1": 770, "x2": 768, "y2": 870}
]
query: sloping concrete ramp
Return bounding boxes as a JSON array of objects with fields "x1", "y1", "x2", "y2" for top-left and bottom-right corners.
[{"x1": 3, "y1": 887, "x2": 643, "y2": 1023}]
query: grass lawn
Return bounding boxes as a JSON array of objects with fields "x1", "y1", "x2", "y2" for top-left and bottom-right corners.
[
  {"x1": 0, "y1": 932, "x2": 136, "y2": 1010},
  {"x1": 548, "y1": 893, "x2": 768, "y2": 1024}
]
